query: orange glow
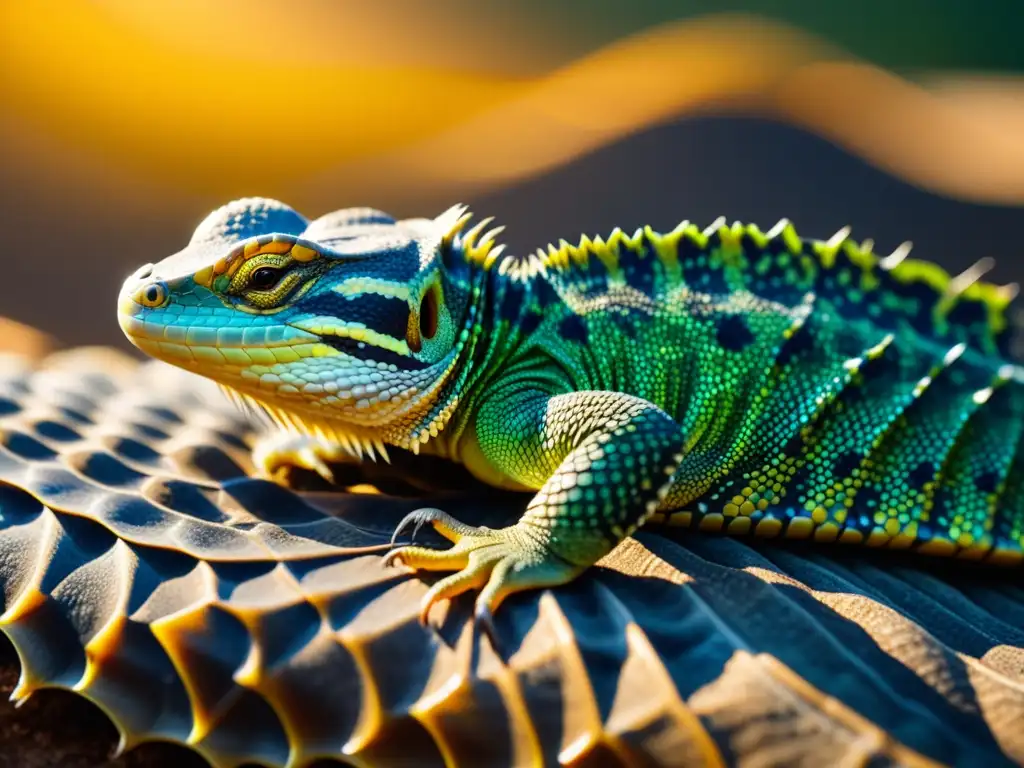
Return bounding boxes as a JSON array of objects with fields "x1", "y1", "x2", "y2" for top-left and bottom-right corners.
[
  {"x1": 0, "y1": 1, "x2": 527, "y2": 191},
  {"x1": 1, "y1": 3, "x2": 1023, "y2": 206}
]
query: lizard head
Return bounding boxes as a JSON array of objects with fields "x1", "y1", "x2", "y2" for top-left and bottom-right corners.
[{"x1": 117, "y1": 197, "x2": 504, "y2": 452}]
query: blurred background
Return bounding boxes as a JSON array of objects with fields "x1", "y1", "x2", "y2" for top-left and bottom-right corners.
[{"x1": 0, "y1": 0, "x2": 1022, "y2": 350}]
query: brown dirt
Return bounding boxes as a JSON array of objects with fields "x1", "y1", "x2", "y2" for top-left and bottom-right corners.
[{"x1": 0, "y1": 635, "x2": 208, "y2": 768}]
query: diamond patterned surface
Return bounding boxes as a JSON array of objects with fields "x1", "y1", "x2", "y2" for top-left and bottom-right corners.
[{"x1": 0, "y1": 349, "x2": 1020, "y2": 767}]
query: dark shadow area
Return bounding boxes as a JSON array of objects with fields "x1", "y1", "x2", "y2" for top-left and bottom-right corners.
[
  {"x1": 613, "y1": 534, "x2": 1019, "y2": 767},
  {"x1": 0, "y1": 633, "x2": 210, "y2": 768}
]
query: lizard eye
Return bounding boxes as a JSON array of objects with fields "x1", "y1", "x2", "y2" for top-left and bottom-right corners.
[
  {"x1": 249, "y1": 266, "x2": 282, "y2": 291},
  {"x1": 406, "y1": 283, "x2": 441, "y2": 354},
  {"x1": 420, "y1": 284, "x2": 439, "y2": 341}
]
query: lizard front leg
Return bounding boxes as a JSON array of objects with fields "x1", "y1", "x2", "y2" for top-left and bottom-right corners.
[{"x1": 384, "y1": 390, "x2": 685, "y2": 624}]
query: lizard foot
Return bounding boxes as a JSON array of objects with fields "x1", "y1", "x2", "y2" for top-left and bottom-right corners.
[
  {"x1": 383, "y1": 507, "x2": 584, "y2": 628},
  {"x1": 252, "y1": 433, "x2": 357, "y2": 484}
]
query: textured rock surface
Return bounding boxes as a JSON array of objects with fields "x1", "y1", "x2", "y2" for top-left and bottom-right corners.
[{"x1": 0, "y1": 347, "x2": 1020, "y2": 767}]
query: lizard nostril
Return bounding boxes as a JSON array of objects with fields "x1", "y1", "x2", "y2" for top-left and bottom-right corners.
[
  {"x1": 133, "y1": 281, "x2": 168, "y2": 308},
  {"x1": 134, "y1": 264, "x2": 154, "y2": 280}
]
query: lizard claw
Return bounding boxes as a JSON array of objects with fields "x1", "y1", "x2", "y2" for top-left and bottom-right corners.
[
  {"x1": 382, "y1": 507, "x2": 584, "y2": 626},
  {"x1": 298, "y1": 447, "x2": 335, "y2": 483},
  {"x1": 388, "y1": 507, "x2": 445, "y2": 549},
  {"x1": 252, "y1": 433, "x2": 355, "y2": 483},
  {"x1": 473, "y1": 600, "x2": 501, "y2": 650}
]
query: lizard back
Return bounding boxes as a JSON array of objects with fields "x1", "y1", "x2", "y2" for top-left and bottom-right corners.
[{"x1": 497, "y1": 219, "x2": 1024, "y2": 563}]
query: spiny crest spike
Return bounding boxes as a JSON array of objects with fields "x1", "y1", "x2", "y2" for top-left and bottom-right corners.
[
  {"x1": 436, "y1": 204, "x2": 470, "y2": 244},
  {"x1": 479, "y1": 225, "x2": 505, "y2": 246},
  {"x1": 341, "y1": 433, "x2": 360, "y2": 457},
  {"x1": 273, "y1": 407, "x2": 294, "y2": 431},
  {"x1": 364, "y1": 436, "x2": 380, "y2": 462},
  {"x1": 764, "y1": 218, "x2": 802, "y2": 252},
  {"x1": 998, "y1": 363, "x2": 1018, "y2": 382},
  {"x1": 219, "y1": 385, "x2": 271, "y2": 426},
  {"x1": 673, "y1": 221, "x2": 692, "y2": 236},
  {"x1": 462, "y1": 217, "x2": 494, "y2": 248},
  {"x1": 880, "y1": 241, "x2": 912, "y2": 270},
  {"x1": 826, "y1": 226, "x2": 852, "y2": 248},
  {"x1": 943, "y1": 342, "x2": 967, "y2": 365},
  {"x1": 703, "y1": 216, "x2": 727, "y2": 237},
  {"x1": 743, "y1": 223, "x2": 768, "y2": 248},
  {"x1": 1000, "y1": 282, "x2": 1020, "y2": 301},
  {"x1": 483, "y1": 243, "x2": 506, "y2": 269},
  {"x1": 361, "y1": 437, "x2": 376, "y2": 461},
  {"x1": 534, "y1": 254, "x2": 548, "y2": 277},
  {"x1": 948, "y1": 257, "x2": 996, "y2": 297},
  {"x1": 766, "y1": 218, "x2": 792, "y2": 239}
]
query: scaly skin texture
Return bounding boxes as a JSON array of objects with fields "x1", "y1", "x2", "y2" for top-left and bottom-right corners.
[{"x1": 117, "y1": 198, "x2": 1024, "y2": 623}]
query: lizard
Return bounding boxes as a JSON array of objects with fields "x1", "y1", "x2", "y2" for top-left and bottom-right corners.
[{"x1": 117, "y1": 197, "x2": 1024, "y2": 627}]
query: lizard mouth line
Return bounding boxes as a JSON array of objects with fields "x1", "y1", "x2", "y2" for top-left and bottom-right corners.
[
  {"x1": 117, "y1": 311, "x2": 320, "y2": 350},
  {"x1": 118, "y1": 308, "x2": 426, "y2": 376},
  {"x1": 117, "y1": 312, "x2": 440, "y2": 420}
]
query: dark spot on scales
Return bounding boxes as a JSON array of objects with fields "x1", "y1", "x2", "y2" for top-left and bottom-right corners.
[
  {"x1": 783, "y1": 432, "x2": 806, "y2": 455},
  {"x1": 301, "y1": 292, "x2": 410, "y2": 342},
  {"x1": 498, "y1": 282, "x2": 524, "y2": 322},
  {"x1": 975, "y1": 471, "x2": 1000, "y2": 494},
  {"x1": 559, "y1": 314, "x2": 589, "y2": 344},
  {"x1": 320, "y1": 336, "x2": 429, "y2": 370},
  {"x1": 716, "y1": 315, "x2": 754, "y2": 351},
  {"x1": 832, "y1": 451, "x2": 863, "y2": 478},
  {"x1": 776, "y1": 323, "x2": 815, "y2": 365},
  {"x1": 946, "y1": 298, "x2": 987, "y2": 328},
  {"x1": 856, "y1": 486, "x2": 882, "y2": 510},
  {"x1": 909, "y1": 461, "x2": 936, "y2": 487},
  {"x1": 619, "y1": 243, "x2": 654, "y2": 294},
  {"x1": 684, "y1": 232, "x2": 731, "y2": 294},
  {"x1": 535, "y1": 280, "x2": 561, "y2": 309},
  {"x1": 520, "y1": 311, "x2": 543, "y2": 336}
]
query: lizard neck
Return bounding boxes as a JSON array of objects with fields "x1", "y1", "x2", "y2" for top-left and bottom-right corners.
[
  {"x1": 426, "y1": 259, "x2": 540, "y2": 462},
  {"x1": 394, "y1": 242, "x2": 515, "y2": 455}
]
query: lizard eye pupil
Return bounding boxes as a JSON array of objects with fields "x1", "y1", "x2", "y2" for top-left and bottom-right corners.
[
  {"x1": 420, "y1": 285, "x2": 439, "y2": 341},
  {"x1": 250, "y1": 266, "x2": 282, "y2": 290}
]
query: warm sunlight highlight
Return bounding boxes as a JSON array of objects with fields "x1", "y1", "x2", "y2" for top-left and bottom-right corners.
[{"x1": 2, "y1": 2, "x2": 1023, "y2": 205}]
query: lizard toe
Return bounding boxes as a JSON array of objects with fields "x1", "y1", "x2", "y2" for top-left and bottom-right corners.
[
  {"x1": 384, "y1": 516, "x2": 586, "y2": 623},
  {"x1": 252, "y1": 433, "x2": 355, "y2": 483}
]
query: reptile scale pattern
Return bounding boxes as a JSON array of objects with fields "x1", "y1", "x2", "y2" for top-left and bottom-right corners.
[{"x1": 0, "y1": 347, "x2": 1021, "y2": 767}]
